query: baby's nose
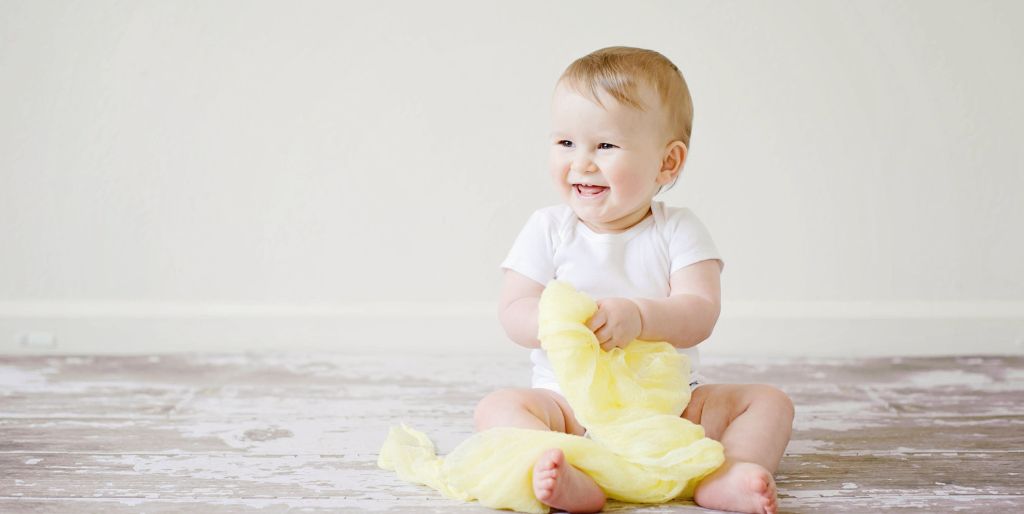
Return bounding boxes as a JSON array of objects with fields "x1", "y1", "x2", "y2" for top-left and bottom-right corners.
[{"x1": 571, "y1": 157, "x2": 598, "y2": 174}]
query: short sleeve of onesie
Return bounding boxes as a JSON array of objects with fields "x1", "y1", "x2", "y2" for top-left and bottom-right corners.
[
  {"x1": 665, "y1": 207, "x2": 726, "y2": 274},
  {"x1": 499, "y1": 209, "x2": 557, "y2": 286}
]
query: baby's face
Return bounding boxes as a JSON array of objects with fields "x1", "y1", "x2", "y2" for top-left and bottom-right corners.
[{"x1": 548, "y1": 82, "x2": 676, "y2": 233}]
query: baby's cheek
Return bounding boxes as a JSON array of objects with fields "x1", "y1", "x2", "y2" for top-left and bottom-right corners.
[{"x1": 616, "y1": 181, "x2": 647, "y2": 199}]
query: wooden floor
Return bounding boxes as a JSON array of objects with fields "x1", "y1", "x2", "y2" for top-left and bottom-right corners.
[{"x1": 0, "y1": 353, "x2": 1021, "y2": 513}]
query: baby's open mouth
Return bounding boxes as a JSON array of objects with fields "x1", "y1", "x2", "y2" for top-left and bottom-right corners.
[{"x1": 574, "y1": 184, "x2": 609, "y2": 198}]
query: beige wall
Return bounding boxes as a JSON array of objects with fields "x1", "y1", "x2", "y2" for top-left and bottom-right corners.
[{"x1": 2, "y1": 0, "x2": 1022, "y2": 356}]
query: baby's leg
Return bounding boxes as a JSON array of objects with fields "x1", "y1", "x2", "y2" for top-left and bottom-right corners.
[
  {"x1": 474, "y1": 388, "x2": 605, "y2": 513},
  {"x1": 683, "y1": 384, "x2": 794, "y2": 514},
  {"x1": 473, "y1": 388, "x2": 586, "y2": 434}
]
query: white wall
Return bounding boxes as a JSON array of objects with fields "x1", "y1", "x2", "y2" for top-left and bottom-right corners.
[{"x1": 2, "y1": 0, "x2": 1022, "y2": 356}]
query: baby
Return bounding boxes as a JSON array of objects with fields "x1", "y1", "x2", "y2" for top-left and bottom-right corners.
[{"x1": 474, "y1": 47, "x2": 794, "y2": 514}]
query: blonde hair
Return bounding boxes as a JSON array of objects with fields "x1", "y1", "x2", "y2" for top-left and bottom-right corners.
[{"x1": 558, "y1": 46, "x2": 693, "y2": 193}]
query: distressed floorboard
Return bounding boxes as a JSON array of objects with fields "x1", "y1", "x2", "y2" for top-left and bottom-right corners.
[{"x1": 1, "y1": 353, "x2": 1022, "y2": 512}]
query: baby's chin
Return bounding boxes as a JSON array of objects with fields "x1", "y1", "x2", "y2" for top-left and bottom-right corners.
[{"x1": 566, "y1": 202, "x2": 603, "y2": 221}]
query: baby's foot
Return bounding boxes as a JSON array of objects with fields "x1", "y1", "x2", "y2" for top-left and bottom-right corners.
[
  {"x1": 532, "y1": 448, "x2": 605, "y2": 513},
  {"x1": 693, "y1": 461, "x2": 778, "y2": 514}
]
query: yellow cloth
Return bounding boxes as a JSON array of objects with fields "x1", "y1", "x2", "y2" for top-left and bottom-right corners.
[{"x1": 378, "y1": 280, "x2": 724, "y2": 513}]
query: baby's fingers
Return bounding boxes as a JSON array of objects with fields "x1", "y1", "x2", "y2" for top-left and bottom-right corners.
[
  {"x1": 586, "y1": 309, "x2": 606, "y2": 332},
  {"x1": 600, "y1": 334, "x2": 627, "y2": 352}
]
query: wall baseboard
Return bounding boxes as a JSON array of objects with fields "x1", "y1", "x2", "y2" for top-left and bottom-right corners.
[{"x1": 1, "y1": 301, "x2": 1022, "y2": 356}]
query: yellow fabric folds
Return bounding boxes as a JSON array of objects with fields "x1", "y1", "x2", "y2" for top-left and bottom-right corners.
[{"x1": 378, "y1": 280, "x2": 724, "y2": 513}]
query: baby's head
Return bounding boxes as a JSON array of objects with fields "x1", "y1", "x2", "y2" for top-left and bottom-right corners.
[{"x1": 549, "y1": 46, "x2": 693, "y2": 233}]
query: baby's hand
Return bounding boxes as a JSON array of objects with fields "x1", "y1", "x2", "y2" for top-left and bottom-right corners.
[{"x1": 586, "y1": 298, "x2": 642, "y2": 351}]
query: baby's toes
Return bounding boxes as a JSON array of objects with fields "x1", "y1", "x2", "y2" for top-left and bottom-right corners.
[
  {"x1": 535, "y1": 479, "x2": 555, "y2": 499},
  {"x1": 536, "y1": 449, "x2": 562, "y2": 470},
  {"x1": 750, "y1": 473, "x2": 768, "y2": 491}
]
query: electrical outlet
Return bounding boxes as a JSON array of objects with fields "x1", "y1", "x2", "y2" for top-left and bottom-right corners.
[{"x1": 17, "y1": 331, "x2": 58, "y2": 349}]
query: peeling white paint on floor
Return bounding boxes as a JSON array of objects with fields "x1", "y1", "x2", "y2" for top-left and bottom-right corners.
[
  {"x1": 1, "y1": 353, "x2": 1021, "y2": 512},
  {"x1": 905, "y1": 369, "x2": 995, "y2": 386}
]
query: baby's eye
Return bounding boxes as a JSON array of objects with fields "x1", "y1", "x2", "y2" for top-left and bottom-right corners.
[
  {"x1": 598, "y1": 143, "x2": 617, "y2": 150},
  {"x1": 556, "y1": 140, "x2": 574, "y2": 148}
]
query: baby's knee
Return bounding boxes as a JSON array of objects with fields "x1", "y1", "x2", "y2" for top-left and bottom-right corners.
[
  {"x1": 473, "y1": 388, "x2": 533, "y2": 428},
  {"x1": 748, "y1": 384, "x2": 795, "y2": 421}
]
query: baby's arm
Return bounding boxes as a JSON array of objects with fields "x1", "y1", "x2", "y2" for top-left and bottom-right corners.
[
  {"x1": 633, "y1": 259, "x2": 722, "y2": 349},
  {"x1": 498, "y1": 269, "x2": 545, "y2": 348}
]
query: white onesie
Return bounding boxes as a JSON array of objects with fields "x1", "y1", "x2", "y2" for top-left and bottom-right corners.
[{"x1": 500, "y1": 200, "x2": 724, "y2": 394}]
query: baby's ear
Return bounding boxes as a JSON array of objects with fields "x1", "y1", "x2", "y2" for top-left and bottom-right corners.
[{"x1": 659, "y1": 141, "x2": 687, "y2": 184}]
